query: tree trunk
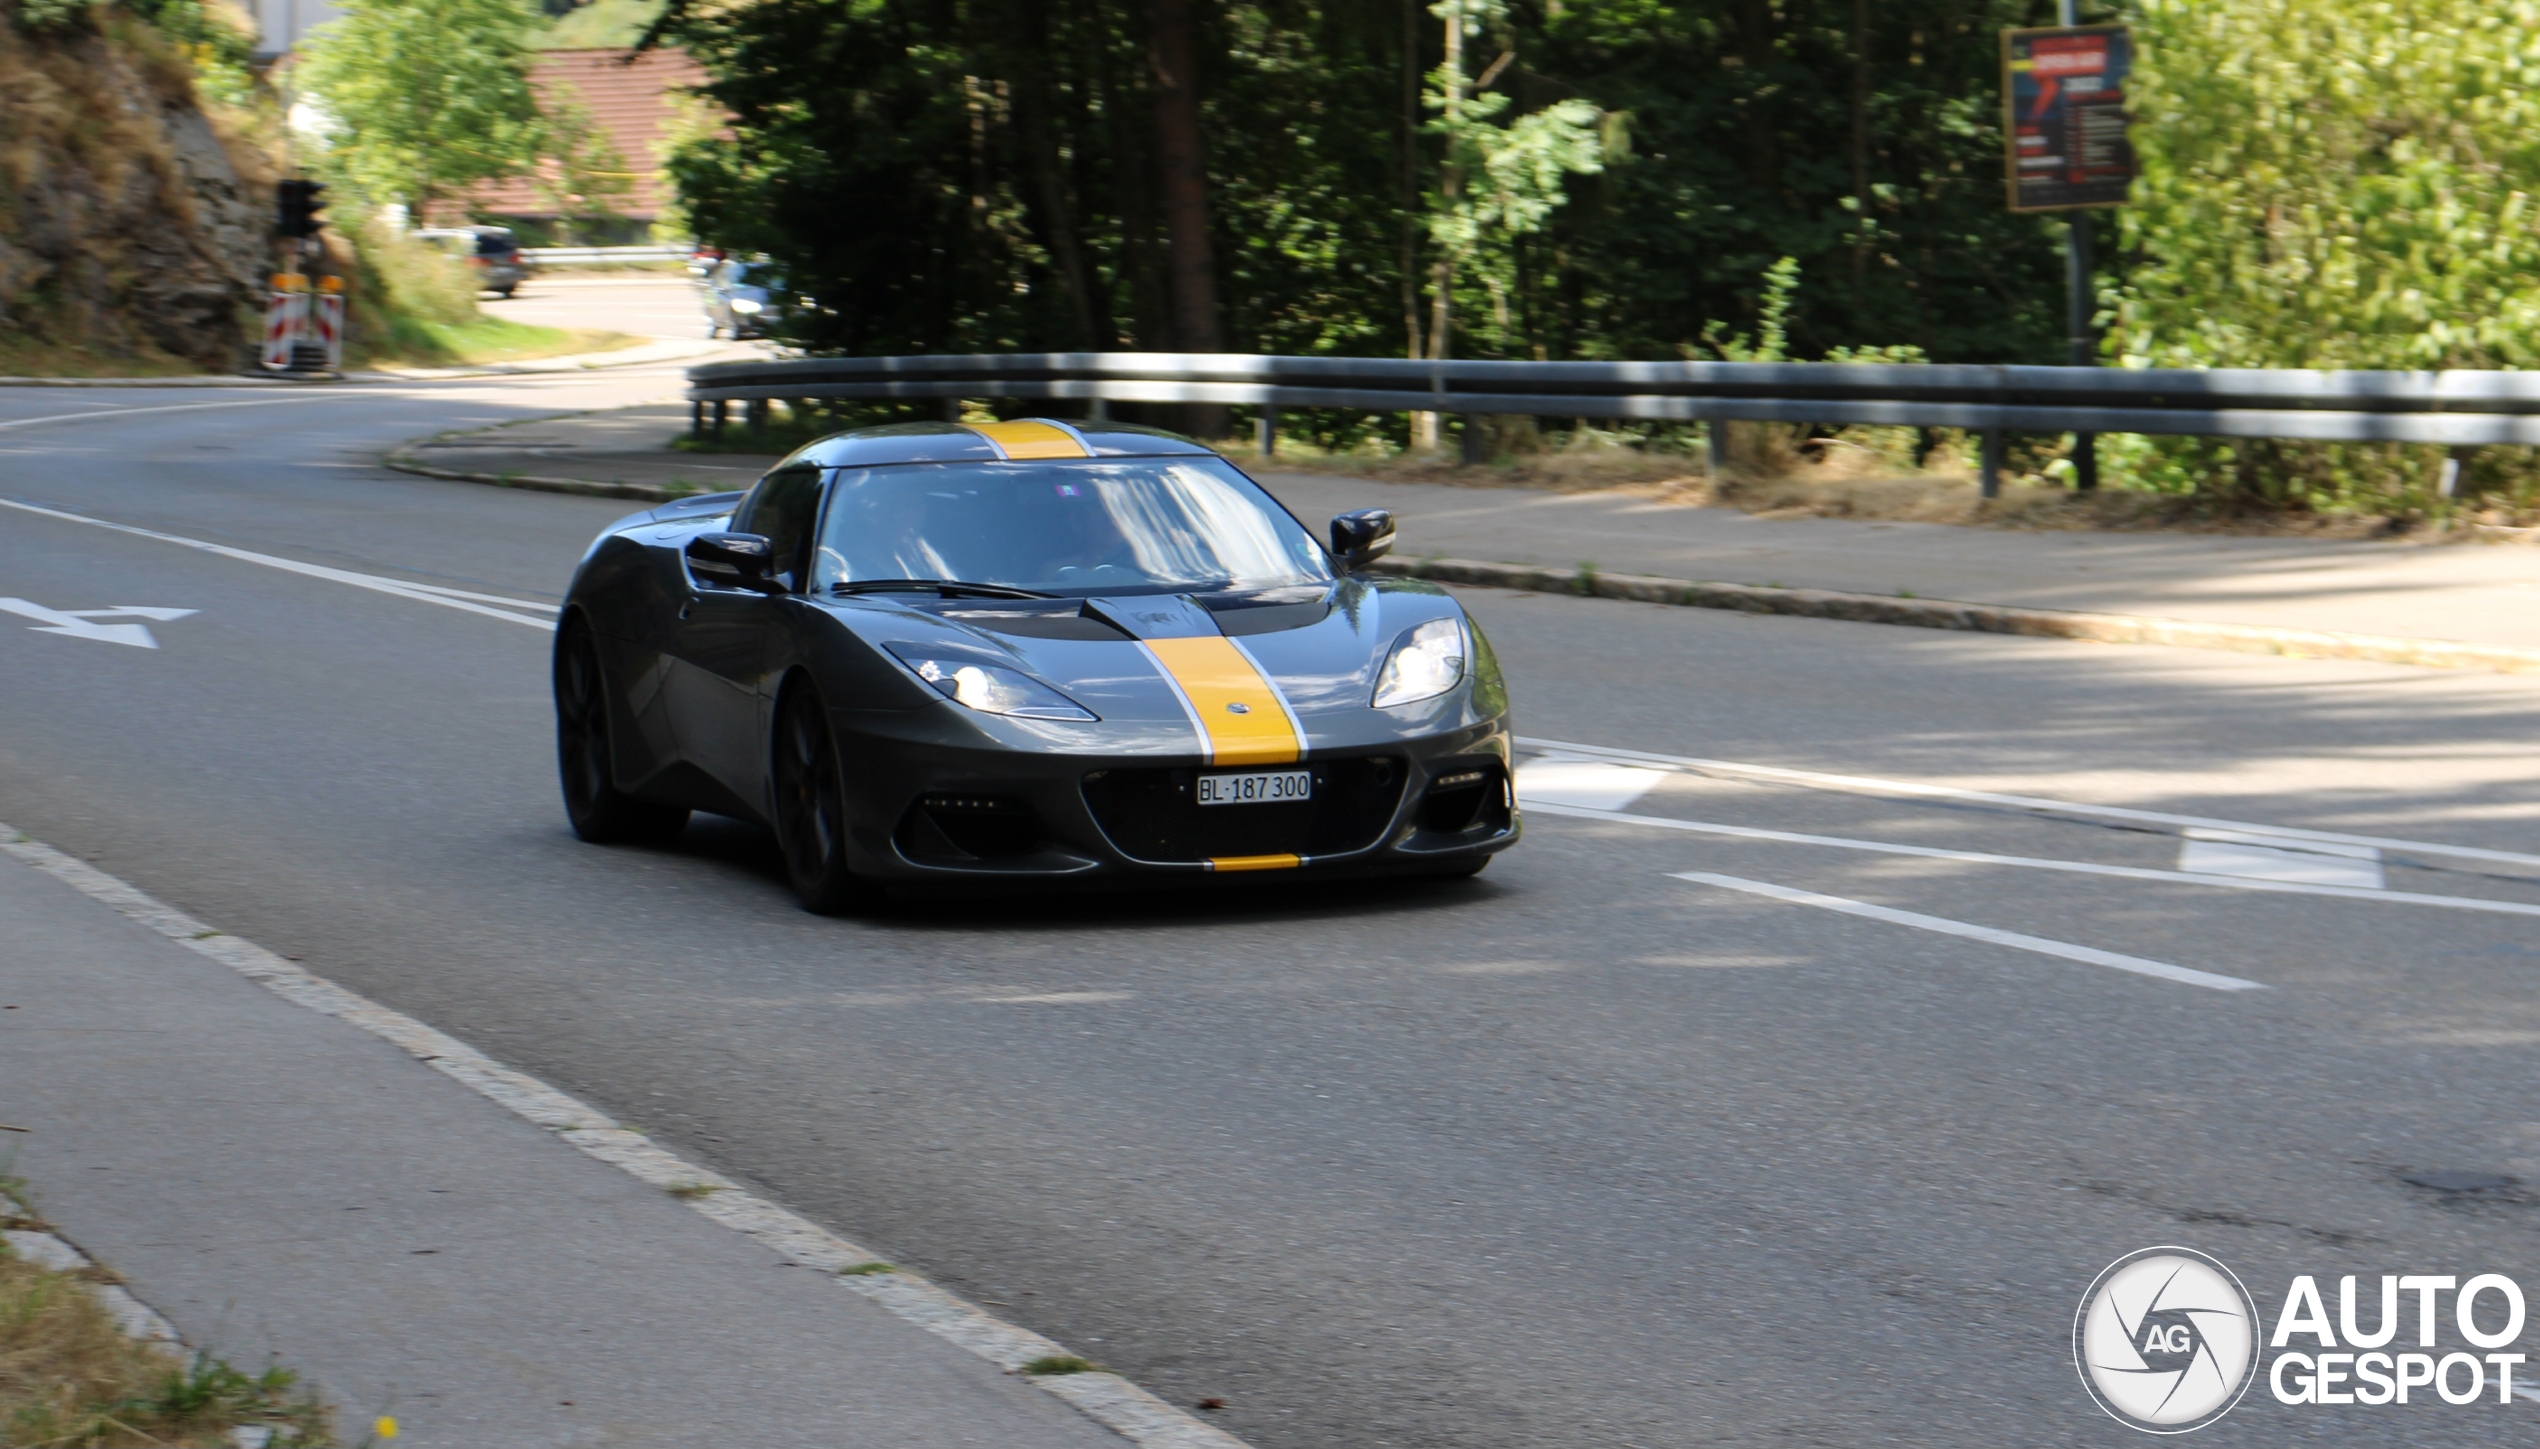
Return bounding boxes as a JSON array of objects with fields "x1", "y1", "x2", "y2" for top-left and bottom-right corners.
[
  {"x1": 1849, "y1": 0, "x2": 1871, "y2": 292},
  {"x1": 1147, "y1": 0, "x2": 1223, "y2": 436},
  {"x1": 1011, "y1": 9, "x2": 1111, "y2": 349}
]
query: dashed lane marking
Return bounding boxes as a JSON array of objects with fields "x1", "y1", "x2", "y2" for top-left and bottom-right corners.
[
  {"x1": 0, "y1": 498, "x2": 558, "y2": 631},
  {"x1": 1524, "y1": 799, "x2": 2540, "y2": 921},
  {"x1": 1672, "y1": 871, "x2": 2268, "y2": 992},
  {"x1": 1521, "y1": 736, "x2": 2540, "y2": 871}
]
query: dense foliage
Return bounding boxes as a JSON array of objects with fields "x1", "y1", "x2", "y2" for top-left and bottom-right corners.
[
  {"x1": 659, "y1": 0, "x2": 2082, "y2": 368},
  {"x1": 2117, "y1": 0, "x2": 2540, "y2": 371},
  {"x1": 2106, "y1": 0, "x2": 2540, "y2": 511}
]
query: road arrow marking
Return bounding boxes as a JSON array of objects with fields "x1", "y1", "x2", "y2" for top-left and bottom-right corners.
[{"x1": 0, "y1": 598, "x2": 196, "y2": 649}]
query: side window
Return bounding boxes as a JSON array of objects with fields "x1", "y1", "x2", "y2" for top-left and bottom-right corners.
[{"x1": 735, "y1": 466, "x2": 825, "y2": 593}]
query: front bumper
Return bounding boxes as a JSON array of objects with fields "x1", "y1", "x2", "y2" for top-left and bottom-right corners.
[{"x1": 830, "y1": 709, "x2": 1518, "y2": 888}]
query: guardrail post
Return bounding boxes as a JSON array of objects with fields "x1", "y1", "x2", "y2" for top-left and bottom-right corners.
[
  {"x1": 1706, "y1": 422, "x2": 1731, "y2": 479},
  {"x1": 2072, "y1": 433, "x2": 2099, "y2": 491},
  {"x1": 1255, "y1": 408, "x2": 1277, "y2": 459},
  {"x1": 2439, "y1": 446, "x2": 2472, "y2": 498},
  {"x1": 942, "y1": 397, "x2": 962, "y2": 423},
  {"x1": 711, "y1": 399, "x2": 728, "y2": 438},
  {"x1": 689, "y1": 400, "x2": 703, "y2": 438},
  {"x1": 1087, "y1": 396, "x2": 1110, "y2": 421},
  {"x1": 1979, "y1": 428, "x2": 2005, "y2": 499},
  {"x1": 1460, "y1": 414, "x2": 1486, "y2": 466},
  {"x1": 746, "y1": 398, "x2": 769, "y2": 434}
]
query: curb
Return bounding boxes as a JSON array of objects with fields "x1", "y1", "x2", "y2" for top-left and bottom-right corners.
[
  {"x1": 2, "y1": 1223, "x2": 186, "y2": 1348},
  {"x1": 382, "y1": 454, "x2": 712, "y2": 503},
  {"x1": 374, "y1": 448, "x2": 2537, "y2": 676},
  {"x1": 1375, "y1": 555, "x2": 2540, "y2": 675},
  {"x1": 0, "y1": 825, "x2": 1249, "y2": 1449}
]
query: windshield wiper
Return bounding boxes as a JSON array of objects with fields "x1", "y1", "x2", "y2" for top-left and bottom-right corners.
[{"x1": 830, "y1": 578, "x2": 1054, "y2": 600}]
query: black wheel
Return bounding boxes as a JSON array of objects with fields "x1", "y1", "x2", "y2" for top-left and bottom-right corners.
[
  {"x1": 554, "y1": 622, "x2": 687, "y2": 845},
  {"x1": 772, "y1": 684, "x2": 867, "y2": 913}
]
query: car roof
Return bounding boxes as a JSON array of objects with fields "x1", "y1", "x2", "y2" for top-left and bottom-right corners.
[{"x1": 783, "y1": 420, "x2": 1219, "y2": 469}]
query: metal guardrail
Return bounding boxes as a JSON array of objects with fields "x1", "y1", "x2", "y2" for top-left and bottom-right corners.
[
  {"x1": 687, "y1": 352, "x2": 2538, "y2": 491},
  {"x1": 522, "y1": 245, "x2": 692, "y2": 265}
]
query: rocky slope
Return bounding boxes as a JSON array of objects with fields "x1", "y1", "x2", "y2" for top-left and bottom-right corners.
[{"x1": 0, "y1": 8, "x2": 271, "y2": 371}]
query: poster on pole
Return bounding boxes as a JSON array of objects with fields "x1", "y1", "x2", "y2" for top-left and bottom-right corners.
[{"x1": 2002, "y1": 25, "x2": 2134, "y2": 212}]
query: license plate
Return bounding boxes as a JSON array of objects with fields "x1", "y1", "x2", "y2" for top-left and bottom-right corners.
[{"x1": 1197, "y1": 770, "x2": 1312, "y2": 806}]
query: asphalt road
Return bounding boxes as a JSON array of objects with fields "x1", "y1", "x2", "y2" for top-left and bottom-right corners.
[{"x1": 6, "y1": 370, "x2": 2540, "y2": 1446}]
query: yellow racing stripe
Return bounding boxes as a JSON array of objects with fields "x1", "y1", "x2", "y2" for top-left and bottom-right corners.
[
  {"x1": 1143, "y1": 636, "x2": 1301, "y2": 766},
  {"x1": 1210, "y1": 853, "x2": 1302, "y2": 872},
  {"x1": 964, "y1": 420, "x2": 1090, "y2": 460}
]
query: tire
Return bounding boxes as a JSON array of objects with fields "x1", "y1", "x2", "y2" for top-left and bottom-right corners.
[
  {"x1": 554, "y1": 622, "x2": 688, "y2": 845},
  {"x1": 706, "y1": 320, "x2": 721, "y2": 339},
  {"x1": 771, "y1": 683, "x2": 867, "y2": 914},
  {"x1": 494, "y1": 286, "x2": 517, "y2": 299}
]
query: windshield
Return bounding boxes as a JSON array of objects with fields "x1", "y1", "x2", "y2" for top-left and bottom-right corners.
[{"x1": 811, "y1": 457, "x2": 1331, "y2": 597}]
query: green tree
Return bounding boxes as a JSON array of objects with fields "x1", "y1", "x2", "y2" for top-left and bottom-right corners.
[{"x1": 297, "y1": 0, "x2": 546, "y2": 219}]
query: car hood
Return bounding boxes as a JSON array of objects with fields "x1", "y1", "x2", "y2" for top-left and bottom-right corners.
[{"x1": 816, "y1": 578, "x2": 1492, "y2": 755}]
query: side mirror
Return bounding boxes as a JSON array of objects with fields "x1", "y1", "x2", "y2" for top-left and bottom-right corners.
[
  {"x1": 1330, "y1": 508, "x2": 1396, "y2": 570},
  {"x1": 685, "y1": 532, "x2": 784, "y2": 594}
]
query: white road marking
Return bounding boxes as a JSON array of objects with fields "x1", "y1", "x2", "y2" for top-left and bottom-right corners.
[
  {"x1": 0, "y1": 598, "x2": 196, "y2": 649},
  {"x1": 1672, "y1": 871, "x2": 2268, "y2": 992},
  {"x1": 0, "y1": 498, "x2": 558, "y2": 631},
  {"x1": 1524, "y1": 799, "x2": 2540, "y2": 920},
  {"x1": 1515, "y1": 758, "x2": 1668, "y2": 811},
  {"x1": 1521, "y1": 736, "x2": 2540, "y2": 871},
  {"x1": 2178, "y1": 829, "x2": 2385, "y2": 889}
]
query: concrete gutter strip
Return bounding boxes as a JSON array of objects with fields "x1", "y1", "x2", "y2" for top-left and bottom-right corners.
[{"x1": 1375, "y1": 555, "x2": 2540, "y2": 675}]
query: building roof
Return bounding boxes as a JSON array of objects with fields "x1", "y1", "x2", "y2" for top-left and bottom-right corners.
[{"x1": 465, "y1": 47, "x2": 709, "y2": 223}]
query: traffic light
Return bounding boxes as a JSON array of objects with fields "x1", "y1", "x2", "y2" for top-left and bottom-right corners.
[{"x1": 276, "y1": 179, "x2": 327, "y2": 239}]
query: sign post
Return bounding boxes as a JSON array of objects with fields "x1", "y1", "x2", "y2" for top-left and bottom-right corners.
[{"x1": 2003, "y1": 14, "x2": 2134, "y2": 491}]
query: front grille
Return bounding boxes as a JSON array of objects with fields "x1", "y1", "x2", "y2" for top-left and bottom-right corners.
[{"x1": 1081, "y1": 757, "x2": 1405, "y2": 863}]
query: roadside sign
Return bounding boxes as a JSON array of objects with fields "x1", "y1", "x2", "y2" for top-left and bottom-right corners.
[
  {"x1": 260, "y1": 290, "x2": 308, "y2": 370},
  {"x1": 2002, "y1": 25, "x2": 2135, "y2": 212}
]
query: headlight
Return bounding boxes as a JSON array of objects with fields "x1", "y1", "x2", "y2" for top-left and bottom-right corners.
[
  {"x1": 729, "y1": 297, "x2": 763, "y2": 314},
  {"x1": 886, "y1": 647, "x2": 1097, "y2": 721},
  {"x1": 1372, "y1": 618, "x2": 1466, "y2": 708}
]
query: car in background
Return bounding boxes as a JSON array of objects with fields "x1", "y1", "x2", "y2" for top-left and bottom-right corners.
[
  {"x1": 415, "y1": 226, "x2": 529, "y2": 298},
  {"x1": 701, "y1": 259, "x2": 782, "y2": 339}
]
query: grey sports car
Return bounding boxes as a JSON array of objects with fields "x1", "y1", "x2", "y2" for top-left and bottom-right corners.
[{"x1": 553, "y1": 417, "x2": 1518, "y2": 911}]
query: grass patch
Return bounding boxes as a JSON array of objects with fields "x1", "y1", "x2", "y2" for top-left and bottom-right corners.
[
  {"x1": 836, "y1": 1262, "x2": 895, "y2": 1276},
  {"x1": 0, "y1": 1245, "x2": 332, "y2": 1446},
  {"x1": 663, "y1": 1182, "x2": 722, "y2": 1201},
  {"x1": 368, "y1": 318, "x2": 637, "y2": 370},
  {"x1": 1017, "y1": 1355, "x2": 1103, "y2": 1376}
]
